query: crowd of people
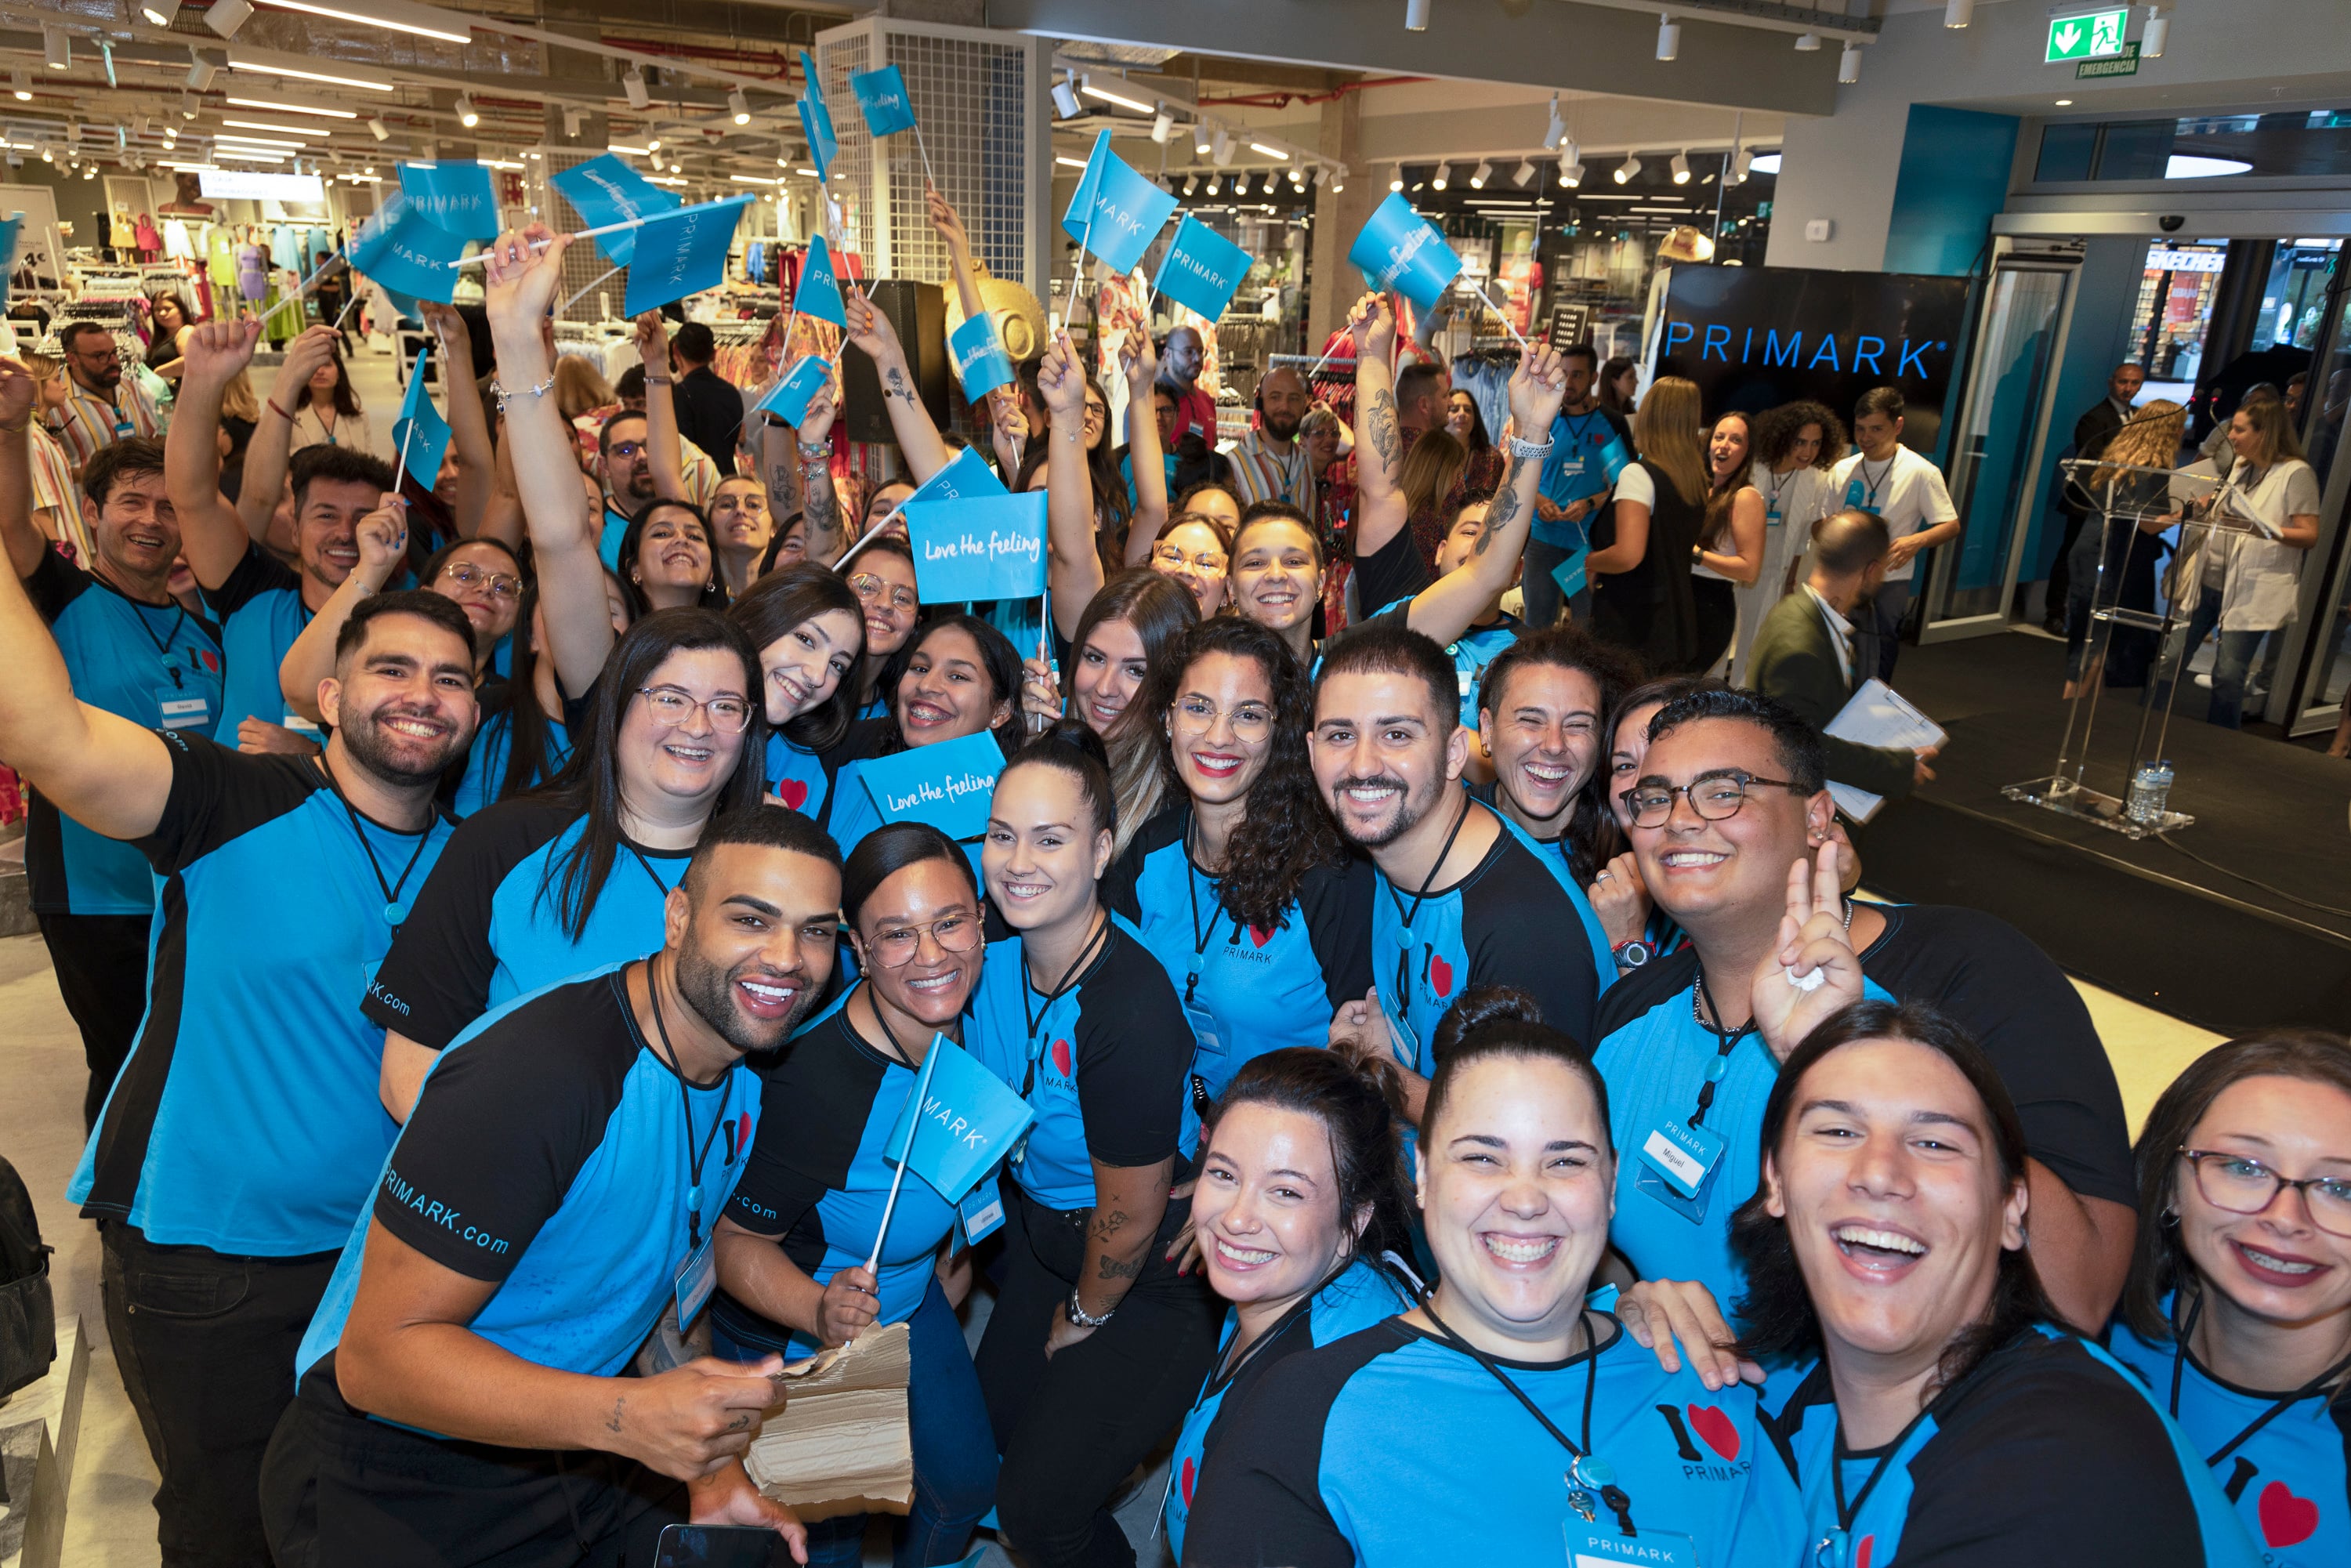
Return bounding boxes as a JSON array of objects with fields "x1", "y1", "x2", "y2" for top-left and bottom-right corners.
[{"x1": 2, "y1": 191, "x2": 2343, "y2": 1568}]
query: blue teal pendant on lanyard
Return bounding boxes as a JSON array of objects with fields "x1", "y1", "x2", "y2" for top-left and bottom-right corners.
[{"x1": 1812, "y1": 1530, "x2": 1851, "y2": 1568}]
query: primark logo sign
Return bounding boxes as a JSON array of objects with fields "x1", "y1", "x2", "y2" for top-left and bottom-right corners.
[{"x1": 1661, "y1": 320, "x2": 1951, "y2": 380}]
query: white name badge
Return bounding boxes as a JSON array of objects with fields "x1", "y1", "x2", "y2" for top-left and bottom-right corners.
[
  {"x1": 1571, "y1": 1526, "x2": 1701, "y2": 1567},
  {"x1": 958, "y1": 1184, "x2": 1005, "y2": 1247},
  {"x1": 673, "y1": 1230, "x2": 717, "y2": 1332},
  {"x1": 158, "y1": 693, "x2": 213, "y2": 730}
]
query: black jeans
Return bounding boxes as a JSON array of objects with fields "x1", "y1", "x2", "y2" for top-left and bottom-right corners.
[
  {"x1": 976, "y1": 1188, "x2": 1221, "y2": 1568},
  {"x1": 38, "y1": 911, "x2": 152, "y2": 1131},
  {"x1": 100, "y1": 1222, "x2": 339, "y2": 1568},
  {"x1": 262, "y1": 1366, "x2": 688, "y2": 1568}
]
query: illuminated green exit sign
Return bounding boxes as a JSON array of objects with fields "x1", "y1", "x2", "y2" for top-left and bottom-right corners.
[{"x1": 2046, "y1": 9, "x2": 2129, "y2": 63}]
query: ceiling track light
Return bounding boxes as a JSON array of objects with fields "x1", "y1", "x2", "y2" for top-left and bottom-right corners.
[
  {"x1": 1150, "y1": 107, "x2": 1174, "y2": 144},
  {"x1": 180, "y1": 92, "x2": 199, "y2": 119},
  {"x1": 1329, "y1": 168, "x2": 1345, "y2": 192},
  {"x1": 1558, "y1": 156, "x2": 1584, "y2": 188},
  {"x1": 141, "y1": 0, "x2": 183, "y2": 26},
  {"x1": 729, "y1": 88, "x2": 750, "y2": 125},
  {"x1": 1469, "y1": 160, "x2": 1491, "y2": 189},
  {"x1": 1669, "y1": 150, "x2": 1690, "y2": 183},
  {"x1": 1430, "y1": 163, "x2": 1448, "y2": 190},
  {"x1": 1793, "y1": 31, "x2": 1820, "y2": 51},
  {"x1": 1050, "y1": 75, "x2": 1081, "y2": 118},
  {"x1": 2143, "y1": 4, "x2": 2168, "y2": 57},
  {"x1": 1511, "y1": 158, "x2": 1535, "y2": 187},
  {"x1": 563, "y1": 106, "x2": 583, "y2": 137},
  {"x1": 1211, "y1": 127, "x2": 1233, "y2": 166},
  {"x1": 9, "y1": 71, "x2": 27, "y2": 103},
  {"x1": 1405, "y1": 0, "x2": 1431, "y2": 29},
  {"x1": 206, "y1": 0, "x2": 255, "y2": 37},
  {"x1": 1656, "y1": 12, "x2": 1680, "y2": 61},
  {"x1": 42, "y1": 26, "x2": 67, "y2": 72},
  {"x1": 1614, "y1": 153, "x2": 1641, "y2": 184},
  {"x1": 624, "y1": 65, "x2": 650, "y2": 110},
  {"x1": 1182, "y1": 173, "x2": 1197, "y2": 196},
  {"x1": 1838, "y1": 41, "x2": 1862, "y2": 83},
  {"x1": 1943, "y1": 0, "x2": 1974, "y2": 26},
  {"x1": 187, "y1": 47, "x2": 220, "y2": 92},
  {"x1": 1389, "y1": 163, "x2": 1404, "y2": 192},
  {"x1": 1204, "y1": 172, "x2": 1219, "y2": 194},
  {"x1": 368, "y1": 115, "x2": 389, "y2": 140},
  {"x1": 455, "y1": 91, "x2": 479, "y2": 128}
]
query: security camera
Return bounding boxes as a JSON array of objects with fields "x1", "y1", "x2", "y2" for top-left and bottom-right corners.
[{"x1": 2158, "y1": 215, "x2": 2185, "y2": 233}]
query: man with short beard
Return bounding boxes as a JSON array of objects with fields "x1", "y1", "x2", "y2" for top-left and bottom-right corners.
[
  {"x1": 1228, "y1": 365, "x2": 1315, "y2": 514},
  {"x1": 1310, "y1": 623, "x2": 1610, "y2": 1122},
  {"x1": 0, "y1": 450, "x2": 480, "y2": 1568},
  {"x1": 262, "y1": 806, "x2": 840, "y2": 1568},
  {"x1": 51, "y1": 319, "x2": 161, "y2": 471}
]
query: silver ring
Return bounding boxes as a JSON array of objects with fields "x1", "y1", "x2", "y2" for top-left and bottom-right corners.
[{"x1": 1596, "y1": 871, "x2": 1614, "y2": 881}]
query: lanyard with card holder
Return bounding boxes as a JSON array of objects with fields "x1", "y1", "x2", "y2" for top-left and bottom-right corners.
[
  {"x1": 1419, "y1": 1302, "x2": 1699, "y2": 1566},
  {"x1": 645, "y1": 954, "x2": 734, "y2": 1331},
  {"x1": 1634, "y1": 968, "x2": 1748, "y2": 1224},
  {"x1": 1380, "y1": 796, "x2": 1472, "y2": 1075},
  {"x1": 1845, "y1": 455, "x2": 1894, "y2": 519},
  {"x1": 1012, "y1": 909, "x2": 1110, "y2": 1170},
  {"x1": 321, "y1": 760, "x2": 437, "y2": 996},
  {"x1": 130, "y1": 598, "x2": 215, "y2": 733}
]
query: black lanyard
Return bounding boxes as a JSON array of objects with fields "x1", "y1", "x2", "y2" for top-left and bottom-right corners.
[
  {"x1": 120, "y1": 592, "x2": 190, "y2": 686},
  {"x1": 1686, "y1": 967, "x2": 1757, "y2": 1131},
  {"x1": 1180, "y1": 812, "x2": 1234, "y2": 1002},
  {"x1": 317, "y1": 759, "x2": 436, "y2": 922},
  {"x1": 1385, "y1": 794, "x2": 1473, "y2": 1002},
  {"x1": 2167, "y1": 1290, "x2": 2351, "y2": 1468},
  {"x1": 1560, "y1": 409, "x2": 1605, "y2": 451},
  {"x1": 1018, "y1": 907, "x2": 1110, "y2": 1097},
  {"x1": 1831, "y1": 1401, "x2": 1935, "y2": 1539},
  {"x1": 1419, "y1": 1301, "x2": 1630, "y2": 1534},
  {"x1": 1855, "y1": 455, "x2": 1895, "y2": 509},
  {"x1": 625, "y1": 844, "x2": 678, "y2": 902},
  {"x1": 643, "y1": 954, "x2": 730, "y2": 1251}
]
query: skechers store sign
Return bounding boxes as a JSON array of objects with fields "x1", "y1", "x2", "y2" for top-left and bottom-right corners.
[{"x1": 1647, "y1": 265, "x2": 1971, "y2": 458}]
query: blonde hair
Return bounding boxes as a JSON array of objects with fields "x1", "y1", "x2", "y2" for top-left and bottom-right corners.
[
  {"x1": 2231, "y1": 396, "x2": 2307, "y2": 469},
  {"x1": 1634, "y1": 377, "x2": 1709, "y2": 506},
  {"x1": 1399, "y1": 426, "x2": 1467, "y2": 521},
  {"x1": 19, "y1": 352, "x2": 58, "y2": 382},
  {"x1": 554, "y1": 355, "x2": 617, "y2": 425},
  {"x1": 220, "y1": 368, "x2": 262, "y2": 425},
  {"x1": 2091, "y1": 399, "x2": 2185, "y2": 488}
]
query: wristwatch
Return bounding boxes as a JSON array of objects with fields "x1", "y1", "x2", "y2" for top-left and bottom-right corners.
[{"x1": 1611, "y1": 940, "x2": 1650, "y2": 972}]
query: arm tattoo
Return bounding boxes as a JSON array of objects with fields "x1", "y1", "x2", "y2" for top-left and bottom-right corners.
[
  {"x1": 1088, "y1": 1208, "x2": 1129, "y2": 1243},
  {"x1": 1096, "y1": 1253, "x2": 1143, "y2": 1282},
  {"x1": 1367, "y1": 389, "x2": 1400, "y2": 467},
  {"x1": 883, "y1": 368, "x2": 917, "y2": 410},
  {"x1": 1478, "y1": 458, "x2": 1525, "y2": 556},
  {"x1": 606, "y1": 1396, "x2": 626, "y2": 1436}
]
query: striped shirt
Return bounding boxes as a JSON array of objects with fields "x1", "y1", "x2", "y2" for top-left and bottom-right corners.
[
  {"x1": 1227, "y1": 428, "x2": 1314, "y2": 514},
  {"x1": 52, "y1": 375, "x2": 160, "y2": 472},
  {"x1": 28, "y1": 425, "x2": 91, "y2": 563}
]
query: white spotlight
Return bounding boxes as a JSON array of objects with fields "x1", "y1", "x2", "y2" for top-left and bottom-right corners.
[
  {"x1": 1389, "y1": 164, "x2": 1404, "y2": 191},
  {"x1": 1405, "y1": 0, "x2": 1431, "y2": 29},
  {"x1": 141, "y1": 0, "x2": 182, "y2": 25},
  {"x1": 1182, "y1": 173, "x2": 1197, "y2": 195},
  {"x1": 205, "y1": 0, "x2": 255, "y2": 37},
  {"x1": 623, "y1": 66, "x2": 650, "y2": 110},
  {"x1": 180, "y1": 92, "x2": 199, "y2": 118},
  {"x1": 1943, "y1": 0, "x2": 1973, "y2": 25},
  {"x1": 42, "y1": 27, "x2": 67, "y2": 72},
  {"x1": 1204, "y1": 172, "x2": 1219, "y2": 194},
  {"x1": 9, "y1": 71, "x2": 27, "y2": 103},
  {"x1": 1558, "y1": 157, "x2": 1582, "y2": 188},
  {"x1": 1614, "y1": 154, "x2": 1641, "y2": 184},
  {"x1": 456, "y1": 91, "x2": 479, "y2": 128},
  {"x1": 1542, "y1": 93, "x2": 1565, "y2": 151},
  {"x1": 1151, "y1": 107, "x2": 1174, "y2": 143},
  {"x1": 187, "y1": 47, "x2": 219, "y2": 92},
  {"x1": 1328, "y1": 169, "x2": 1344, "y2": 191},
  {"x1": 1733, "y1": 144, "x2": 1753, "y2": 184},
  {"x1": 1657, "y1": 13, "x2": 1680, "y2": 61},
  {"x1": 1469, "y1": 161, "x2": 1491, "y2": 189},
  {"x1": 1194, "y1": 121, "x2": 1213, "y2": 157},
  {"x1": 563, "y1": 106, "x2": 583, "y2": 137},
  {"x1": 1838, "y1": 42, "x2": 1862, "y2": 83},
  {"x1": 1431, "y1": 163, "x2": 1448, "y2": 190},
  {"x1": 1050, "y1": 77, "x2": 1080, "y2": 118},
  {"x1": 368, "y1": 115, "x2": 389, "y2": 140},
  {"x1": 2143, "y1": 5, "x2": 2168, "y2": 56},
  {"x1": 1793, "y1": 31, "x2": 1820, "y2": 51},
  {"x1": 1512, "y1": 159, "x2": 1535, "y2": 187},
  {"x1": 1669, "y1": 150, "x2": 1690, "y2": 184},
  {"x1": 1211, "y1": 127, "x2": 1233, "y2": 166},
  {"x1": 729, "y1": 88, "x2": 750, "y2": 125}
]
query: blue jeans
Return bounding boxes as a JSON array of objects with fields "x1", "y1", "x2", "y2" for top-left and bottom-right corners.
[
  {"x1": 2157, "y1": 590, "x2": 2269, "y2": 730},
  {"x1": 714, "y1": 1278, "x2": 996, "y2": 1568}
]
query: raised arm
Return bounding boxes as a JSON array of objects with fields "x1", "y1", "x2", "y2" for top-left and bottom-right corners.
[
  {"x1": 635, "y1": 312, "x2": 690, "y2": 505},
  {"x1": 925, "y1": 183, "x2": 991, "y2": 334},
  {"x1": 1407, "y1": 345, "x2": 1566, "y2": 647},
  {"x1": 166, "y1": 319, "x2": 265, "y2": 590},
  {"x1": 1350, "y1": 294, "x2": 1409, "y2": 561},
  {"x1": 792, "y1": 372, "x2": 845, "y2": 567},
  {"x1": 0, "y1": 359, "x2": 174, "y2": 835},
  {"x1": 279, "y1": 495, "x2": 404, "y2": 722},
  {"x1": 476, "y1": 415, "x2": 525, "y2": 553},
  {"x1": 844, "y1": 284, "x2": 953, "y2": 482},
  {"x1": 418, "y1": 302, "x2": 494, "y2": 541},
  {"x1": 1037, "y1": 332, "x2": 1106, "y2": 639},
  {"x1": 1119, "y1": 329, "x2": 1168, "y2": 567},
  {"x1": 489, "y1": 229, "x2": 615, "y2": 699},
  {"x1": 238, "y1": 326, "x2": 337, "y2": 544}
]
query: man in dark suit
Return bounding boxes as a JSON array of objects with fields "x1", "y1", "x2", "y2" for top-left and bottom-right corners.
[
  {"x1": 2047, "y1": 360, "x2": 2146, "y2": 630},
  {"x1": 1747, "y1": 509, "x2": 1936, "y2": 802},
  {"x1": 668, "y1": 321, "x2": 743, "y2": 468}
]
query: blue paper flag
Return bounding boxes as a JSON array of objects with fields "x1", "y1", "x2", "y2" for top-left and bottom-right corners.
[
  {"x1": 1549, "y1": 548, "x2": 1588, "y2": 603},
  {"x1": 348, "y1": 198, "x2": 466, "y2": 306},
  {"x1": 850, "y1": 64, "x2": 918, "y2": 139},
  {"x1": 857, "y1": 728, "x2": 1007, "y2": 843},
  {"x1": 795, "y1": 234, "x2": 846, "y2": 327},
  {"x1": 949, "y1": 313, "x2": 1013, "y2": 400},
  {"x1": 1348, "y1": 191, "x2": 1463, "y2": 312},
  {"x1": 1152, "y1": 214, "x2": 1252, "y2": 324},
  {"x1": 903, "y1": 491, "x2": 1049, "y2": 604},
  {"x1": 547, "y1": 154, "x2": 678, "y2": 267},
  {"x1": 622, "y1": 197, "x2": 749, "y2": 317},
  {"x1": 1060, "y1": 132, "x2": 1176, "y2": 277},
  {"x1": 397, "y1": 161, "x2": 500, "y2": 242},
  {"x1": 911, "y1": 444, "x2": 1009, "y2": 506},
  {"x1": 393, "y1": 342, "x2": 451, "y2": 494},
  {"x1": 752, "y1": 354, "x2": 831, "y2": 429},
  {"x1": 882, "y1": 1036, "x2": 1034, "y2": 1204},
  {"x1": 798, "y1": 49, "x2": 838, "y2": 182}
]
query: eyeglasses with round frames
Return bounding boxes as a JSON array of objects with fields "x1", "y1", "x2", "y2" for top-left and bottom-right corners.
[
  {"x1": 636, "y1": 685, "x2": 754, "y2": 733},
  {"x1": 1153, "y1": 542, "x2": 1229, "y2": 575},
  {"x1": 866, "y1": 910, "x2": 984, "y2": 968},
  {"x1": 1169, "y1": 695, "x2": 1272, "y2": 741},
  {"x1": 848, "y1": 572, "x2": 919, "y2": 613},
  {"x1": 438, "y1": 561, "x2": 522, "y2": 600},
  {"x1": 2178, "y1": 1147, "x2": 2351, "y2": 1237}
]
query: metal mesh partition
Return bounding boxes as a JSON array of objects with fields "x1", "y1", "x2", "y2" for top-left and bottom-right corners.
[
  {"x1": 814, "y1": 20, "x2": 1046, "y2": 295},
  {"x1": 532, "y1": 147, "x2": 636, "y2": 326}
]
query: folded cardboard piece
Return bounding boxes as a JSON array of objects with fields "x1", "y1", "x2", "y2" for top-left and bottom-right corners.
[{"x1": 744, "y1": 1320, "x2": 914, "y2": 1521}]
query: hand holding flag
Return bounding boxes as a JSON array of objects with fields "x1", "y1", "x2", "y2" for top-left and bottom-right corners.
[
  {"x1": 393, "y1": 339, "x2": 452, "y2": 494},
  {"x1": 1348, "y1": 191, "x2": 1462, "y2": 312},
  {"x1": 867, "y1": 1035, "x2": 1034, "y2": 1274},
  {"x1": 476, "y1": 223, "x2": 574, "y2": 336}
]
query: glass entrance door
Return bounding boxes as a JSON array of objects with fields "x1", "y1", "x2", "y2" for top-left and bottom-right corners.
[{"x1": 1922, "y1": 249, "x2": 2078, "y2": 639}]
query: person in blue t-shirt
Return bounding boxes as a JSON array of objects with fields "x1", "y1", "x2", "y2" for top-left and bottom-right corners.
[
  {"x1": 823, "y1": 614, "x2": 1023, "y2": 861},
  {"x1": 1527, "y1": 342, "x2": 1636, "y2": 630},
  {"x1": 714, "y1": 822, "x2": 1002, "y2": 1568},
  {"x1": 444, "y1": 569, "x2": 636, "y2": 818},
  {"x1": 1108, "y1": 616, "x2": 1372, "y2": 1153},
  {"x1": 840, "y1": 537, "x2": 920, "y2": 722},
  {"x1": 1183, "y1": 1001, "x2": 1794, "y2": 1568},
  {"x1": 1730, "y1": 998, "x2": 2259, "y2": 1567},
  {"x1": 1310, "y1": 623, "x2": 1610, "y2": 1125},
  {"x1": 964, "y1": 722, "x2": 1219, "y2": 1568},
  {"x1": 261, "y1": 805, "x2": 842, "y2": 1568},
  {"x1": 0, "y1": 447, "x2": 482, "y2": 1568},
  {"x1": 2106, "y1": 1030, "x2": 2351, "y2": 1568},
  {"x1": 1469, "y1": 621, "x2": 1642, "y2": 909},
  {"x1": 729, "y1": 564, "x2": 864, "y2": 823},
  {"x1": 4, "y1": 423, "x2": 227, "y2": 1132},
  {"x1": 1588, "y1": 686, "x2": 2137, "y2": 1334},
  {"x1": 1161, "y1": 1049, "x2": 1418, "y2": 1560}
]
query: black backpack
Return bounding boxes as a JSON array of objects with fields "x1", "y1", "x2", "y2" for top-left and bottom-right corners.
[{"x1": 0, "y1": 1155, "x2": 56, "y2": 1400}]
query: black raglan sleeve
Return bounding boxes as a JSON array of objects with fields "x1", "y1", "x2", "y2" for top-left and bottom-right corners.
[
  {"x1": 133, "y1": 730, "x2": 317, "y2": 876},
  {"x1": 201, "y1": 544, "x2": 299, "y2": 619},
  {"x1": 727, "y1": 1021, "x2": 881, "y2": 1239},
  {"x1": 22, "y1": 547, "x2": 92, "y2": 623},
  {"x1": 1464, "y1": 841, "x2": 1601, "y2": 1048},
  {"x1": 1074, "y1": 934, "x2": 1194, "y2": 1169},
  {"x1": 1183, "y1": 1327, "x2": 1392, "y2": 1568},
  {"x1": 1299, "y1": 855, "x2": 1376, "y2": 1012},
  {"x1": 373, "y1": 976, "x2": 637, "y2": 1283}
]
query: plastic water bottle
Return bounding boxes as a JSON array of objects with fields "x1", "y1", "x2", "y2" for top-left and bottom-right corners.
[{"x1": 2126, "y1": 760, "x2": 2175, "y2": 827}]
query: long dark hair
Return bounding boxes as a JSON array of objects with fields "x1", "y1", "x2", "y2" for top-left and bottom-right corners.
[
  {"x1": 873, "y1": 614, "x2": 1024, "y2": 760},
  {"x1": 1201, "y1": 1046, "x2": 1416, "y2": 1272},
  {"x1": 1142, "y1": 617, "x2": 1346, "y2": 931},
  {"x1": 1597, "y1": 356, "x2": 1639, "y2": 418},
  {"x1": 310, "y1": 341, "x2": 364, "y2": 418},
  {"x1": 728, "y1": 564, "x2": 864, "y2": 754},
  {"x1": 1701, "y1": 411, "x2": 1755, "y2": 552},
  {"x1": 534, "y1": 608, "x2": 770, "y2": 940},
  {"x1": 1065, "y1": 571, "x2": 1198, "y2": 855},
  {"x1": 1017, "y1": 379, "x2": 1133, "y2": 569},
  {"x1": 2121, "y1": 1028, "x2": 2351, "y2": 1344},
  {"x1": 1730, "y1": 1000, "x2": 2058, "y2": 1396},
  {"x1": 1476, "y1": 624, "x2": 1646, "y2": 885},
  {"x1": 618, "y1": 498, "x2": 725, "y2": 618}
]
